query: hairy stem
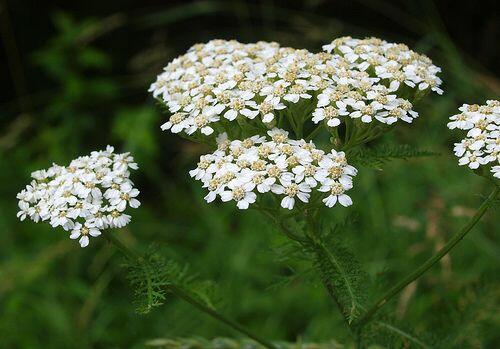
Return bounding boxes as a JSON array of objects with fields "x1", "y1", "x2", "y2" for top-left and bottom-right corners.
[
  {"x1": 104, "y1": 232, "x2": 277, "y2": 349},
  {"x1": 356, "y1": 185, "x2": 499, "y2": 327}
]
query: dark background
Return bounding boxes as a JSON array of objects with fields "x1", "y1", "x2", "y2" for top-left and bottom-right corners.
[{"x1": 1, "y1": 1, "x2": 499, "y2": 348}]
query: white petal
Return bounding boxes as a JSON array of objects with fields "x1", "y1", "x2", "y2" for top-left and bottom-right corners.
[
  {"x1": 224, "y1": 109, "x2": 238, "y2": 121},
  {"x1": 237, "y1": 200, "x2": 250, "y2": 209},
  {"x1": 129, "y1": 198, "x2": 141, "y2": 208},
  {"x1": 262, "y1": 113, "x2": 274, "y2": 123},
  {"x1": 281, "y1": 196, "x2": 295, "y2": 210},
  {"x1": 322, "y1": 195, "x2": 337, "y2": 207},
  {"x1": 89, "y1": 229, "x2": 101, "y2": 237},
  {"x1": 338, "y1": 194, "x2": 352, "y2": 207},
  {"x1": 79, "y1": 236, "x2": 89, "y2": 248},
  {"x1": 220, "y1": 191, "x2": 233, "y2": 202}
]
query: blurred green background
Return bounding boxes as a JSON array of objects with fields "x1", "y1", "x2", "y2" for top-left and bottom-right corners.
[{"x1": 1, "y1": 0, "x2": 499, "y2": 348}]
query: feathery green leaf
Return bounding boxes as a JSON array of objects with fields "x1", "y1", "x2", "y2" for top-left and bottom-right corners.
[
  {"x1": 302, "y1": 218, "x2": 368, "y2": 324},
  {"x1": 125, "y1": 247, "x2": 217, "y2": 314},
  {"x1": 349, "y1": 144, "x2": 439, "y2": 169}
]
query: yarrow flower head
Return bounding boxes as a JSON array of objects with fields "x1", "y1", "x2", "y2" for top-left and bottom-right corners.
[
  {"x1": 16, "y1": 146, "x2": 140, "y2": 247},
  {"x1": 150, "y1": 36, "x2": 442, "y2": 216},
  {"x1": 190, "y1": 129, "x2": 357, "y2": 210},
  {"x1": 150, "y1": 37, "x2": 442, "y2": 140},
  {"x1": 447, "y1": 100, "x2": 500, "y2": 178}
]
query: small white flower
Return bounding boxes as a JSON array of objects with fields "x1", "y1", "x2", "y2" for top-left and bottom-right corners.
[
  {"x1": 312, "y1": 105, "x2": 347, "y2": 127},
  {"x1": 272, "y1": 180, "x2": 311, "y2": 210},
  {"x1": 458, "y1": 150, "x2": 485, "y2": 169},
  {"x1": 447, "y1": 112, "x2": 474, "y2": 130},
  {"x1": 220, "y1": 179, "x2": 256, "y2": 209},
  {"x1": 259, "y1": 96, "x2": 285, "y2": 123},
  {"x1": 104, "y1": 210, "x2": 131, "y2": 228},
  {"x1": 318, "y1": 180, "x2": 353, "y2": 207},
  {"x1": 108, "y1": 184, "x2": 140, "y2": 211},
  {"x1": 70, "y1": 222, "x2": 101, "y2": 248},
  {"x1": 224, "y1": 93, "x2": 259, "y2": 121}
]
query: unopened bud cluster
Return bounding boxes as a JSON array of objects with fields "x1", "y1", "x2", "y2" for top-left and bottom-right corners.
[{"x1": 16, "y1": 146, "x2": 140, "y2": 247}]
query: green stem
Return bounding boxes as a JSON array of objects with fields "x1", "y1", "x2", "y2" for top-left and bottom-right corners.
[
  {"x1": 104, "y1": 231, "x2": 140, "y2": 260},
  {"x1": 257, "y1": 207, "x2": 308, "y2": 243},
  {"x1": 287, "y1": 112, "x2": 300, "y2": 138},
  {"x1": 305, "y1": 124, "x2": 323, "y2": 141},
  {"x1": 104, "y1": 232, "x2": 277, "y2": 349},
  {"x1": 356, "y1": 185, "x2": 499, "y2": 327},
  {"x1": 168, "y1": 284, "x2": 277, "y2": 349}
]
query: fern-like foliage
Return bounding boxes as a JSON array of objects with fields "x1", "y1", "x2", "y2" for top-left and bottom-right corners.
[
  {"x1": 125, "y1": 247, "x2": 217, "y2": 314},
  {"x1": 349, "y1": 144, "x2": 439, "y2": 169},
  {"x1": 361, "y1": 318, "x2": 434, "y2": 349},
  {"x1": 126, "y1": 250, "x2": 182, "y2": 314},
  {"x1": 299, "y1": 218, "x2": 369, "y2": 325}
]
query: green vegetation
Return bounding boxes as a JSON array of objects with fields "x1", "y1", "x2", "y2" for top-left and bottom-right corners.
[{"x1": 1, "y1": 1, "x2": 499, "y2": 348}]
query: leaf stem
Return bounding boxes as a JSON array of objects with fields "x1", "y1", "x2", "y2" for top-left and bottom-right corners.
[
  {"x1": 104, "y1": 232, "x2": 277, "y2": 349},
  {"x1": 356, "y1": 185, "x2": 499, "y2": 327}
]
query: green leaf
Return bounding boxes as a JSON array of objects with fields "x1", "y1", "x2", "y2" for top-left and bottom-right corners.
[
  {"x1": 302, "y1": 219, "x2": 368, "y2": 324},
  {"x1": 125, "y1": 250, "x2": 179, "y2": 314},
  {"x1": 349, "y1": 144, "x2": 439, "y2": 169},
  {"x1": 361, "y1": 319, "x2": 434, "y2": 349},
  {"x1": 125, "y1": 247, "x2": 218, "y2": 315}
]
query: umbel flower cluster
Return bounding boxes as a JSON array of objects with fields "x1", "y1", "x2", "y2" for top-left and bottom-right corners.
[
  {"x1": 447, "y1": 100, "x2": 500, "y2": 178},
  {"x1": 16, "y1": 146, "x2": 140, "y2": 247},
  {"x1": 190, "y1": 129, "x2": 357, "y2": 210},
  {"x1": 149, "y1": 37, "x2": 442, "y2": 137}
]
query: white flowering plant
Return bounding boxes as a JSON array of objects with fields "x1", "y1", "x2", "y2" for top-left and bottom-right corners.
[
  {"x1": 17, "y1": 36, "x2": 499, "y2": 348},
  {"x1": 16, "y1": 146, "x2": 140, "y2": 248},
  {"x1": 149, "y1": 37, "x2": 443, "y2": 218}
]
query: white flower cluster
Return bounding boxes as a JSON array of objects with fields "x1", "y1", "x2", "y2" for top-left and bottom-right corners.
[
  {"x1": 447, "y1": 100, "x2": 500, "y2": 178},
  {"x1": 322, "y1": 37, "x2": 443, "y2": 94},
  {"x1": 315, "y1": 37, "x2": 443, "y2": 127},
  {"x1": 149, "y1": 37, "x2": 442, "y2": 137},
  {"x1": 190, "y1": 129, "x2": 357, "y2": 210},
  {"x1": 16, "y1": 146, "x2": 140, "y2": 247}
]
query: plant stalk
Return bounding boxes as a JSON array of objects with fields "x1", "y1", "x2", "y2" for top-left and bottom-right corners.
[
  {"x1": 168, "y1": 284, "x2": 277, "y2": 349},
  {"x1": 356, "y1": 185, "x2": 499, "y2": 327},
  {"x1": 104, "y1": 232, "x2": 277, "y2": 349}
]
